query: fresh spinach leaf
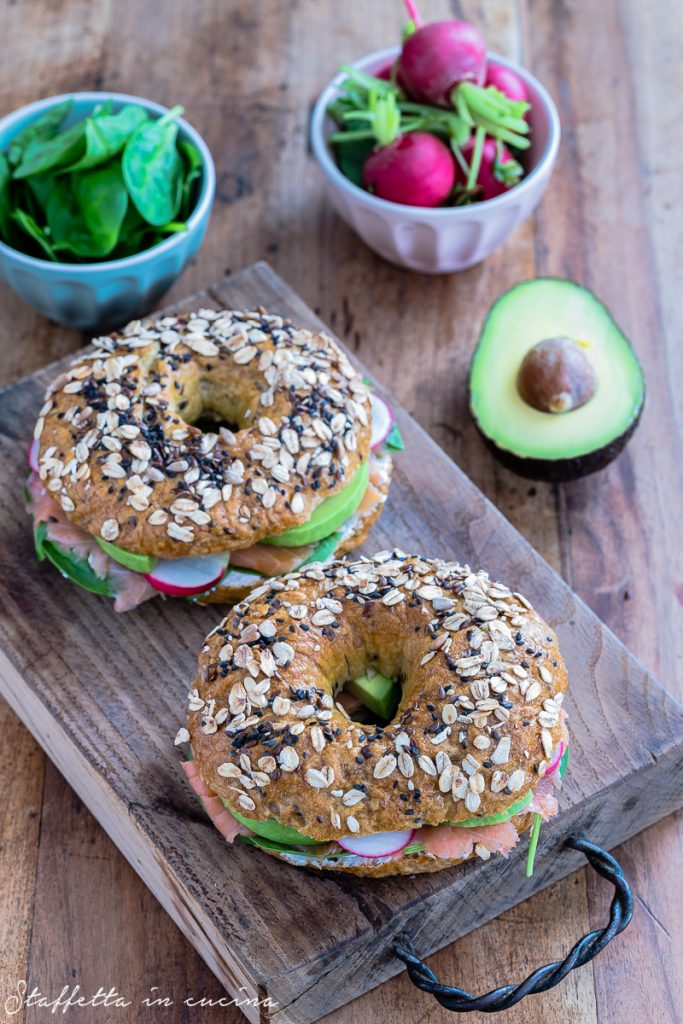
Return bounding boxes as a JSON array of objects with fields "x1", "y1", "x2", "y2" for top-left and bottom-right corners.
[
  {"x1": 386, "y1": 422, "x2": 405, "y2": 451},
  {"x1": 0, "y1": 153, "x2": 12, "y2": 241},
  {"x1": 13, "y1": 119, "x2": 86, "y2": 179},
  {"x1": 47, "y1": 162, "x2": 128, "y2": 258},
  {"x1": 122, "y1": 105, "x2": 184, "y2": 226},
  {"x1": 75, "y1": 162, "x2": 128, "y2": 253},
  {"x1": 24, "y1": 173, "x2": 56, "y2": 214},
  {"x1": 40, "y1": 534, "x2": 113, "y2": 597},
  {"x1": 7, "y1": 99, "x2": 72, "y2": 167},
  {"x1": 62, "y1": 105, "x2": 149, "y2": 173},
  {"x1": 10, "y1": 208, "x2": 57, "y2": 260},
  {"x1": 178, "y1": 138, "x2": 202, "y2": 218}
]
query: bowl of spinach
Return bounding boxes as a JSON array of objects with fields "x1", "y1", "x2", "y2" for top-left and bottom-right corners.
[{"x1": 0, "y1": 92, "x2": 215, "y2": 329}]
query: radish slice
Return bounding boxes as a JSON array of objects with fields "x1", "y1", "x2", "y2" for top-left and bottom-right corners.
[
  {"x1": 370, "y1": 393, "x2": 395, "y2": 449},
  {"x1": 145, "y1": 553, "x2": 229, "y2": 597},
  {"x1": 28, "y1": 439, "x2": 40, "y2": 474},
  {"x1": 338, "y1": 829, "x2": 414, "y2": 858},
  {"x1": 545, "y1": 740, "x2": 565, "y2": 776}
]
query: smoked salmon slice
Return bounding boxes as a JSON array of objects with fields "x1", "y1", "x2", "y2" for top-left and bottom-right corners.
[
  {"x1": 421, "y1": 821, "x2": 520, "y2": 860},
  {"x1": 231, "y1": 541, "x2": 315, "y2": 576},
  {"x1": 527, "y1": 776, "x2": 559, "y2": 820}
]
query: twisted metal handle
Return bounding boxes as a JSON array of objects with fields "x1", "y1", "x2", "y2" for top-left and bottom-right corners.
[{"x1": 393, "y1": 835, "x2": 633, "y2": 1013}]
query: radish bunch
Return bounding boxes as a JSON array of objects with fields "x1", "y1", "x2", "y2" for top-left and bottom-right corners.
[{"x1": 328, "y1": 3, "x2": 532, "y2": 207}]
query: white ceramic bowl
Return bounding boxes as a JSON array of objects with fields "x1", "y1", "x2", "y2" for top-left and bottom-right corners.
[{"x1": 311, "y1": 47, "x2": 560, "y2": 274}]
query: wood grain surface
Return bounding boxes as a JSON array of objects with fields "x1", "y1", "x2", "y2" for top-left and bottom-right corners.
[
  {"x1": 0, "y1": 2, "x2": 680, "y2": 1024},
  {"x1": 1, "y1": 262, "x2": 681, "y2": 1023}
]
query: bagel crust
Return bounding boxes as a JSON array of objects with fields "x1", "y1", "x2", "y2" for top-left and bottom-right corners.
[
  {"x1": 33, "y1": 309, "x2": 372, "y2": 558},
  {"x1": 186, "y1": 552, "x2": 568, "y2": 873}
]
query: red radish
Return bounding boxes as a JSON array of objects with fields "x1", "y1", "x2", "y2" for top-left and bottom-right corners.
[
  {"x1": 457, "y1": 135, "x2": 521, "y2": 200},
  {"x1": 545, "y1": 740, "x2": 565, "y2": 776},
  {"x1": 364, "y1": 132, "x2": 455, "y2": 207},
  {"x1": 370, "y1": 393, "x2": 395, "y2": 449},
  {"x1": 338, "y1": 829, "x2": 414, "y2": 858},
  {"x1": 145, "y1": 552, "x2": 229, "y2": 597},
  {"x1": 399, "y1": 21, "x2": 487, "y2": 107},
  {"x1": 485, "y1": 63, "x2": 529, "y2": 103},
  {"x1": 28, "y1": 439, "x2": 40, "y2": 473}
]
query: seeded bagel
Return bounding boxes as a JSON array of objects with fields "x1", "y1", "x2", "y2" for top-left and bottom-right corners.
[
  {"x1": 185, "y1": 551, "x2": 568, "y2": 876},
  {"x1": 200, "y1": 448, "x2": 392, "y2": 605},
  {"x1": 34, "y1": 308, "x2": 372, "y2": 558}
]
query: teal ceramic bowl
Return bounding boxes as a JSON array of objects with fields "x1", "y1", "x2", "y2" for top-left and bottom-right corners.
[{"x1": 0, "y1": 92, "x2": 215, "y2": 330}]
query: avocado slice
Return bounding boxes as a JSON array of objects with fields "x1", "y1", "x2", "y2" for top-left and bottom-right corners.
[
  {"x1": 265, "y1": 460, "x2": 369, "y2": 547},
  {"x1": 469, "y1": 279, "x2": 645, "y2": 481},
  {"x1": 300, "y1": 530, "x2": 342, "y2": 567},
  {"x1": 224, "y1": 799, "x2": 320, "y2": 845},
  {"x1": 35, "y1": 525, "x2": 113, "y2": 597},
  {"x1": 345, "y1": 672, "x2": 400, "y2": 720},
  {"x1": 447, "y1": 789, "x2": 533, "y2": 828},
  {"x1": 96, "y1": 537, "x2": 158, "y2": 573}
]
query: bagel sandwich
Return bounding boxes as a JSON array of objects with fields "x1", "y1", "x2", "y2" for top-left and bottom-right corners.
[
  {"x1": 27, "y1": 309, "x2": 399, "y2": 611},
  {"x1": 179, "y1": 551, "x2": 569, "y2": 877}
]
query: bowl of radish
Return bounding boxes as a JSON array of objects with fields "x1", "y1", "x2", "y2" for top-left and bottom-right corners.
[{"x1": 311, "y1": 12, "x2": 560, "y2": 274}]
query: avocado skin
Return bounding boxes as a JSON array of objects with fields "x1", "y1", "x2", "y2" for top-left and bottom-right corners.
[{"x1": 472, "y1": 400, "x2": 644, "y2": 482}]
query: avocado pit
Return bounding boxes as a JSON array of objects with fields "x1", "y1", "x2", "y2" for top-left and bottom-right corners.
[{"x1": 517, "y1": 337, "x2": 597, "y2": 414}]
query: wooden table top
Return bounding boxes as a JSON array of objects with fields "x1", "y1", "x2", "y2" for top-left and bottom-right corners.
[{"x1": 0, "y1": 2, "x2": 679, "y2": 1023}]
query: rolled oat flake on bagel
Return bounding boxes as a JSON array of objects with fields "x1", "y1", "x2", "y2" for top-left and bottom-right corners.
[
  {"x1": 27, "y1": 309, "x2": 392, "y2": 610},
  {"x1": 182, "y1": 551, "x2": 569, "y2": 876}
]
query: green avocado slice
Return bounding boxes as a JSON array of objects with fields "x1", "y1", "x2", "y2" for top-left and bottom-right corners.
[
  {"x1": 35, "y1": 525, "x2": 113, "y2": 597},
  {"x1": 96, "y1": 537, "x2": 158, "y2": 573},
  {"x1": 345, "y1": 672, "x2": 400, "y2": 720},
  {"x1": 447, "y1": 789, "x2": 533, "y2": 828},
  {"x1": 225, "y1": 799, "x2": 320, "y2": 846},
  {"x1": 299, "y1": 529, "x2": 342, "y2": 567},
  {"x1": 265, "y1": 460, "x2": 369, "y2": 547},
  {"x1": 469, "y1": 279, "x2": 645, "y2": 480}
]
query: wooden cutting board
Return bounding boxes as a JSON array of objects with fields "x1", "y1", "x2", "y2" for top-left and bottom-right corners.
[{"x1": 0, "y1": 261, "x2": 681, "y2": 1024}]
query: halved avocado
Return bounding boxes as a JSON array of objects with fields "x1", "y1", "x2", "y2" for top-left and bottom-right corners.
[
  {"x1": 469, "y1": 279, "x2": 645, "y2": 481},
  {"x1": 265, "y1": 460, "x2": 369, "y2": 547},
  {"x1": 35, "y1": 524, "x2": 113, "y2": 597},
  {"x1": 446, "y1": 789, "x2": 533, "y2": 828},
  {"x1": 96, "y1": 537, "x2": 158, "y2": 573},
  {"x1": 345, "y1": 672, "x2": 400, "y2": 720},
  {"x1": 224, "y1": 799, "x2": 320, "y2": 845}
]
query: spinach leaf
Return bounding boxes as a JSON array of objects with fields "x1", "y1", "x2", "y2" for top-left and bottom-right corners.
[
  {"x1": 75, "y1": 162, "x2": 128, "y2": 253},
  {"x1": 178, "y1": 138, "x2": 202, "y2": 218},
  {"x1": 7, "y1": 99, "x2": 72, "y2": 167},
  {"x1": 47, "y1": 162, "x2": 128, "y2": 258},
  {"x1": 0, "y1": 153, "x2": 12, "y2": 241},
  {"x1": 62, "y1": 104, "x2": 149, "y2": 172},
  {"x1": 40, "y1": 533, "x2": 113, "y2": 597},
  {"x1": 122, "y1": 105, "x2": 184, "y2": 226},
  {"x1": 10, "y1": 208, "x2": 58, "y2": 260},
  {"x1": 25, "y1": 174, "x2": 56, "y2": 216},
  {"x1": 13, "y1": 119, "x2": 86, "y2": 179}
]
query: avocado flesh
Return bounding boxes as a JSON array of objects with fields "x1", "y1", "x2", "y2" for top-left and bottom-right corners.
[
  {"x1": 345, "y1": 672, "x2": 399, "y2": 720},
  {"x1": 447, "y1": 789, "x2": 533, "y2": 828},
  {"x1": 470, "y1": 279, "x2": 644, "y2": 477},
  {"x1": 225, "y1": 800, "x2": 320, "y2": 845},
  {"x1": 265, "y1": 460, "x2": 369, "y2": 547},
  {"x1": 96, "y1": 538, "x2": 158, "y2": 573}
]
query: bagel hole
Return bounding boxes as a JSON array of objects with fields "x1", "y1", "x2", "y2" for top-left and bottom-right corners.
[
  {"x1": 336, "y1": 667, "x2": 403, "y2": 726},
  {"x1": 176, "y1": 375, "x2": 256, "y2": 436}
]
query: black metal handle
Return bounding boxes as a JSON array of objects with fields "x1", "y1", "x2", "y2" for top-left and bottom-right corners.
[{"x1": 393, "y1": 834, "x2": 633, "y2": 1013}]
